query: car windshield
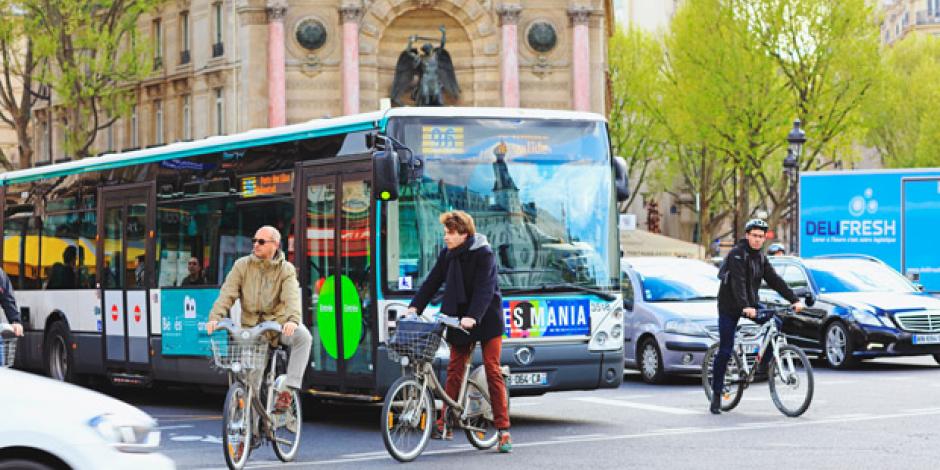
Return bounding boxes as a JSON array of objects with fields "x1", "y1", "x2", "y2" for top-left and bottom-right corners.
[
  {"x1": 806, "y1": 259, "x2": 918, "y2": 294},
  {"x1": 632, "y1": 260, "x2": 720, "y2": 302}
]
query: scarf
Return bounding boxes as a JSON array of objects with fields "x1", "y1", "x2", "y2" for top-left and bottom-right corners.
[{"x1": 442, "y1": 237, "x2": 473, "y2": 316}]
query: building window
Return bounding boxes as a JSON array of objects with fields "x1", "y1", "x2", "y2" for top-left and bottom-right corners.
[
  {"x1": 182, "y1": 94, "x2": 192, "y2": 141},
  {"x1": 153, "y1": 19, "x2": 162, "y2": 69},
  {"x1": 212, "y1": 2, "x2": 224, "y2": 57},
  {"x1": 215, "y1": 88, "x2": 224, "y2": 135},
  {"x1": 180, "y1": 11, "x2": 190, "y2": 64},
  {"x1": 40, "y1": 118, "x2": 51, "y2": 163},
  {"x1": 154, "y1": 100, "x2": 164, "y2": 145},
  {"x1": 131, "y1": 105, "x2": 138, "y2": 148}
]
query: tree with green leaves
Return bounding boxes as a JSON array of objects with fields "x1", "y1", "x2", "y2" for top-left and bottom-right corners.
[
  {"x1": 865, "y1": 33, "x2": 940, "y2": 168},
  {"x1": 23, "y1": 0, "x2": 159, "y2": 159},
  {"x1": 607, "y1": 26, "x2": 666, "y2": 212},
  {"x1": 658, "y1": 0, "x2": 790, "y2": 245},
  {"x1": 746, "y1": 0, "x2": 881, "y2": 234},
  {"x1": 0, "y1": 1, "x2": 45, "y2": 169}
]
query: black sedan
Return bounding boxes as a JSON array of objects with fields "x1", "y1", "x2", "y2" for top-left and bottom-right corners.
[{"x1": 759, "y1": 255, "x2": 940, "y2": 369}]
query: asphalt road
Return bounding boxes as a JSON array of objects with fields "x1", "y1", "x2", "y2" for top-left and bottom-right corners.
[{"x1": 104, "y1": 355, "x2": 940, "y2": 469}]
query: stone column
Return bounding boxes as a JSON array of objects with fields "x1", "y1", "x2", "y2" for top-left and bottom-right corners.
[
  {"x1": 340, "y1": 3, "x2": 363, "y2": 115},
  {"x1": 568, "y1": 6, "x2": 591, "y2": 112},
  {"x1": 267, "y1": 0, "x2": 288, "y2": 127},
  {"x1": 497, "y1": 4, "x2": 522, "y2": 108}
]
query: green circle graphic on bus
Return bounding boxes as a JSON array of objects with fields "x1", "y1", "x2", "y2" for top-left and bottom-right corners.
[{"x1": 315, "y1": 275, "x2": 363, "y2": 360}]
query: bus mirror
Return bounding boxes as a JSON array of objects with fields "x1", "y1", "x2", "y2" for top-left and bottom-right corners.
[
  {"x1": 401, "y1": 153, "x2": 424, "y2": 184},
  {"x1": 613, "y1": 157, "x2": 630, "y2": 202},
  {"x1": 373, "y1": 148, "x2": 400, "y2": 201}
]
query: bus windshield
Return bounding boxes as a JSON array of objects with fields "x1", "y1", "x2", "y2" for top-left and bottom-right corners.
[{"x1": 385, "y1": 117, "x2": 616, "y2": 293}]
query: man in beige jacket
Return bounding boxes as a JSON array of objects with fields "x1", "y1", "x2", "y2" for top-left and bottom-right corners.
[{"x1": 207, "y1": 225, "x2": 311, "y2": 411}]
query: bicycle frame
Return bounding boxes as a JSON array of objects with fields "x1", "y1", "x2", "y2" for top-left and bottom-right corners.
[
  {"x1": 227, "y1": 348, "x2": 281, "y2": 439},
  {"x1": 733, "y1": 315, "x2": 791, "y2": 387},
  {"x1": 407, "y1": 354, "x2": 489, "y2": 433}
]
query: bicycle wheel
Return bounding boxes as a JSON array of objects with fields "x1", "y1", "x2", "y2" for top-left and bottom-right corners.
[
  {"x1": 701, "y1": 344, "x2": 745, "y2": 412},
  {"x1": 382, "y1": 375, "x2": 433, "y2": 462},
  {"x1": 769, "y1": 344, "x2": 814, "y2": 417},
  {"x1": 463, "y1": 379, "x2": 508, "y2": 449},
  {"x1": 222, "y1": 383, "x2": 252, "y2": 470},
  {"x1": 267, "y1": 383, "x2": 302, "y2": 462}
]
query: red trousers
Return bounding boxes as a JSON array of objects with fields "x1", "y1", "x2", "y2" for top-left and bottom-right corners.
[{"x1": 444, "y1": 335, "x2": 510, "y2": 430}]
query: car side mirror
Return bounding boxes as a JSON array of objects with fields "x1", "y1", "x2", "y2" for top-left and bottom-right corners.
[
  {"x1": 612, "y1": 157, "x2": 630, "y2": 202},
  {"x1": 792, "y1": 286, "x2": 816, "y2": 307},
  {"x1": 914, "y1": 283, "x2": 926, "y2": 292},
  {"x1": 623, "y1": 298, "x2": 634, "y2": 311}
]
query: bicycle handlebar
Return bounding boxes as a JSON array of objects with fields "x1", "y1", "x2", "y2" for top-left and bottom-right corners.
[
  {"x1": 400, "y1": 312, "x2": 470, "y2": 335},
  {"x1": 212, "y1": 319, "x2": 283, "y2": 342},
  {"x1": 0, "y1": 324, "x2": 14, "y2": 339}
]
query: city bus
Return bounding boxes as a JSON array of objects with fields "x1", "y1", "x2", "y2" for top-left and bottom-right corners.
[{"x1": 0, "y1": 107, "x2": 627, "y2": 400}]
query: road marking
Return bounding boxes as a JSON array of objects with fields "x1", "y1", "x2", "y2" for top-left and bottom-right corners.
[
  {"x1": 201, "y1": 407, "x2": 940, "y2": 469},
  {"x1": 553, "y1": 433, "x2": 607, "y2": 440},
  {"x1": 339, "y1": 451, "x2": 388, "y2": 458},
  {"x1": 156, "y1": 424, "x2": 194, "y2": 431},
  {"x1": 569, "y1": 397, "x2": 699, "y2": 415},
  {"x1": 816, "y1": 380, "x2": 857, "y2": 386},
  {"x1": 903, "y1": 407, "x2": 940, "y2": 413}
]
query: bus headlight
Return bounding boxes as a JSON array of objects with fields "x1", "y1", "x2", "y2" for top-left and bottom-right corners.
[
  {"x1": 594, "y1": 331, "x2": 609, "y2": 346},
  {"x1": 611, "y1": 324, "x2": 622, "y2": 339}
]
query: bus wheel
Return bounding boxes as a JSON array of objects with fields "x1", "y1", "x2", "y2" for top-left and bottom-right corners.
[{"x1": 45, "y1": 321, "x2": 76, "y2": 383}]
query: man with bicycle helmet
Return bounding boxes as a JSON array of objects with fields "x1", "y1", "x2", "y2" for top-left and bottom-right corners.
[
  {"x1": 767, "y1": 243, "x2": 786, "y2": 256},
  {"x1": 711, "y1": 219, "x2": 803, "y2": 414}
]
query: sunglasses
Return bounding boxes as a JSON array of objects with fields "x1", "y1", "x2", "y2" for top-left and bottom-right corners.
[{"x1": 252, "y1": 238, "x2": 275, "y2": 246}]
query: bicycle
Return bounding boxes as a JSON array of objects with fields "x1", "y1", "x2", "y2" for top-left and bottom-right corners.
[
  {"x1": 210, "y1": 319, "x2": 302, "y2": 470},
  {"x1": 701, "y1": 306, "x2": 814, "y2": 417},
  {"x1": 0, "y1": 324, "x2": 17, "y2": 368},
  {"x1": 381, "y1": 315, "x2": 511, "y2": 462}
]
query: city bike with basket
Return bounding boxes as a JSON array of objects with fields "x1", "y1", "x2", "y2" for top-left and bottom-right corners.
[
  {"x1": 702, "y1": 306, "x2": 814, "y2": 417},
  {"x1": 381, "y1": 315, "x2": 510, "y2": 462},
  {"x1": 210, "y1": 319, "x2": 302, "y2": 470},
  {"x1": 0, "y1": 323, "x2": 17, "y2": 368}
]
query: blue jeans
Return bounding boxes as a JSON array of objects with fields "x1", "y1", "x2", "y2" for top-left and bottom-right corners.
[{"x1": 711, "y1": 312, "x2": 739, "y2": 399}]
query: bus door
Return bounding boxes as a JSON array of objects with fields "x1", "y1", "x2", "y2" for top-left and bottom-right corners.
[
  {"x1": 99, "y1": 185, "x2": 154, "y2": 376},
  {"x1": 296, "y1": 160, "x2": 375, "y2": 392}
]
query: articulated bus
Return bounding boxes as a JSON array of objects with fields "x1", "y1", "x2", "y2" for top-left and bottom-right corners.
[{"x1": 0, "y1": 107, "x2": 627, "y2": 400}]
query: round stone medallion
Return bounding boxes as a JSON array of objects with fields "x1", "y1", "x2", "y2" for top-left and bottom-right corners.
[
  {"x1": 527, "y1": 21, "x2": 557, "y2": 53},
  {"x1": 296, "y1": 19, "x2": 327, "y2": 51}
]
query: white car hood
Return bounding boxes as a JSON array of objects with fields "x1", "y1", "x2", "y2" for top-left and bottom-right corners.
[
  {"x1": 823, "y1": 292, "x2": 940, "y2": 313},
  {"x1": 0, "y1": 368, "x2": 154, "y2": 424},
  {"x1": 646, "y1": 300, "x2": 718, "y2": 321}
]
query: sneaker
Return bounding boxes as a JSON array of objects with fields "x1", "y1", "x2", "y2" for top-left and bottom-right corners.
[
  {"x1": 498, "y1": 430, "x2": 512, "y2": 453},
  {"x1": 431, "y1": 418, "x2": 453, "y2": 440},
  {"x1": 275, "y1": 391, "x2": 293, "y2": 412}
]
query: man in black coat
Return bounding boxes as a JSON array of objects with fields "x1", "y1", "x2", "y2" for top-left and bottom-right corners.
[
  {"x1": 711, "y1": 218, "x2": 803, "y2": 414},
  {"x1": 0, "y1": 269, "x2": 23, "y2": 336},
  {"x1": 407, "y1": 210, "x2": 512, "y2": 452}
]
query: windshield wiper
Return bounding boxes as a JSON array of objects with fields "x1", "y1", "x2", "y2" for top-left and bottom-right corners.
[{"x1": 507, "y1": 283, "x2": 616, "y2": 302}]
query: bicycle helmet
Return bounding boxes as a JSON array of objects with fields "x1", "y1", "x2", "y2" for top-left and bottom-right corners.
[
  {"x1": 744, "y1": 218, "x2": 769, "y2": 233},
  {"x1": 767, "y1": 243, "x2": 786, "y2": 255}
]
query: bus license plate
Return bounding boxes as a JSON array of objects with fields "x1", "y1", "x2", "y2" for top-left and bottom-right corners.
[
  {"x1": 509, "y1": 372, "x2": 548, "y2": 387},
  {"x1": 913, "y1": 334, "x2": 940, "y2": 345}
]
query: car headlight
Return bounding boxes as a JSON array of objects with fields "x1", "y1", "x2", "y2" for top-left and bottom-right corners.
[
  {"x1": 849, "y1": 308, "x2": 883, "y2": 327},
  {"x1": 88, "y1": 414, "x2": 160, "y2": 453},
  {"x1": 664, "y1": 320, "x2": 709, "y2": 337}
]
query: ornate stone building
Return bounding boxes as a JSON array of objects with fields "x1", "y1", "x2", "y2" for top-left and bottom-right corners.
[{"x1": 29, "y1": 0, "x2": 613, "y2": 162}]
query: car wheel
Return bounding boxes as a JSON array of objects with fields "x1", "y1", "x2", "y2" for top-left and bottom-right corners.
[
  {"x1": 44, "y1": 321, "x2": 76, "y2": 383},
  {"x1": 638, "y1": 338, "x2": 665, "y2": 384},
  {"x1": 0, "y1": 459, "x2": 57, "y2": 470},
  {"x1": 824, "y1": 322, "x2": 857, "y2": 370}
]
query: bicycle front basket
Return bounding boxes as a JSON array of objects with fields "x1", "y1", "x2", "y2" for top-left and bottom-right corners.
[
  {"x1": 0, "y1": 338, "x2": 16, "y2": 368},
  {"x1": 210, "y1": 337, "x2": 269, "y2": 371},
  {"x1": 388, "y1": 320, "x2": 446, "y2": 363}
]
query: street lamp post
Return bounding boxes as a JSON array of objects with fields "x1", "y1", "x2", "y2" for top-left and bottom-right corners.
[{"x1": 783, "y1": 119, "x2": 806, "y2": 255}]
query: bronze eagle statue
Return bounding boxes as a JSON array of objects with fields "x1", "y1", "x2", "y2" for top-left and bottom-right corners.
[{"x1": 390, "y1": 26, "x2": 460, "y2": 106}]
